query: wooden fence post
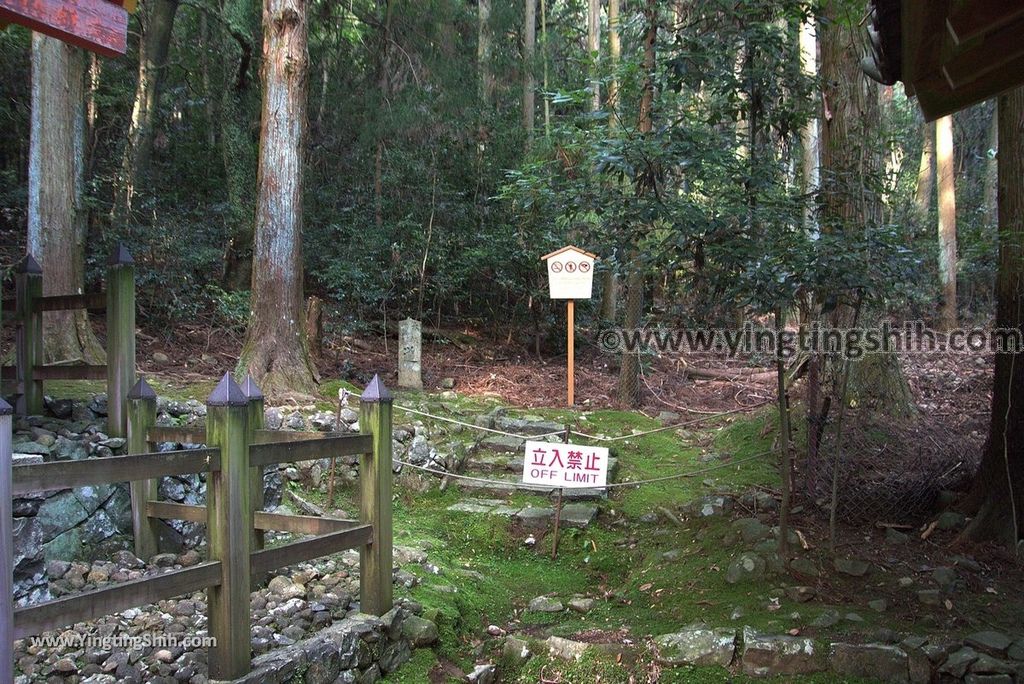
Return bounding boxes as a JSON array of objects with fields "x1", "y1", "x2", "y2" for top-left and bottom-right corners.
[
  {"x1": 127, "y1": 378, "x2": 159, "y2": 561},
  {"x1": 359, "y1": 375, "x2": 393, "y2": 616},
  {"x1": 106, "y1": 244, "x2": 136, "y2": 438},
  {"x1": 15, "y1": 255, "x2": 43, "y2": 416},
  {"x1": 1, "y1": 397, "x2": 14, "y2": 684},
  {"x1": 205, "y1": 373, "x2": 251, "y2": 680},
  {"x1": 243, "y1": 374, "x2": 265, "y2": 551}
]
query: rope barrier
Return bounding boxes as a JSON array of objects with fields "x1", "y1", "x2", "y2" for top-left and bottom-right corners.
[
  {"x1": 394, "y1": 448, "x2": 774, "y2": 491},
  {"x1": 393, "y1": 404, "x2": 565, "y2": 440}
]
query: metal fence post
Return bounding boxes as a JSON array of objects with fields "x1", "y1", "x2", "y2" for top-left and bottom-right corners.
[
  {"x1": 359, "y1": 375, "x2": 393, "y2": 616},
  {"x1": 1, "y1": 397, "x2": 14, "y2": 684},
  {"x1": 127, "y1": 379, "x2": 159, "y2": 561},
  {"x1": 15, "y1": 255, "x2": 42, "y2": 416},
  {"x1": 106, "y1": 244, "x2": 136, "y2": 438},
  {"x1": 243, "y1": 374, "x2": 265, "y2": 551},
  {"x1": 205, "y1": 373, "x2": 251, "y2": 680}
]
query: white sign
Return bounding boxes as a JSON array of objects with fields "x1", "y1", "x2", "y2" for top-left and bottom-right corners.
[
  {"x1": 542, "y1": 246, "x2": 597, "y2": 300},
  {"x1": 522, "y1": 440, "x2": 609, "y2": 488}
]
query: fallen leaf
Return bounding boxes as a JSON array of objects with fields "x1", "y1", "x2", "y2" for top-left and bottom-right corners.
[{"x1": 639, "y1": 582, "x2": 653, "y2": 592}]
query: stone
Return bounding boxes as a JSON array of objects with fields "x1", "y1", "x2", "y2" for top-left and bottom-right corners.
[
  {"x1": 268, "y1": 575, "x2": 306, "y2": 600},
  {"x1": 932, "y1": 566, "x2": 957, "y2": 589},
  {"x1": 740, "y1": 627, "x2": 823, "y2": 677},
  {"x1": 697, "y1": 495, "x2": 733, "y2": 517},
  {"x1": 503, "y1": 637, "x2": 531, "y2": 666},
  {"x1": 13, "y1": 441, "x2": 50, "y2": 456},
  {"x1": 869, "y1": 599, "x2": 889, "y2": 612},
  {"x1": 547, "y1": 636, "x2": 590, "y2": 661},
  {"x1": 834, "y1": 557, "x2": 870, "y2": 577},
  {"x1": 398, "y1": 318, "x2": 424, "y2": 389},
  {"x1": 151, "y1": 553, "x2": 177, "y2": 567},
  {"x1": 152, "y1": 352, "x2": 170, "y2": 365},
  {"x1": 36, "y1": 490, "x2": 90, "y2": 542},
  {"x1": 378, "y1": 639, "x2": 412, "y2": 673},
  {"x1": 964, "y1": 675, "x2": 1014, "y2": 684},
  {"x1": 970, "y1": 654, "x2": 1019, "y2": 676},
  {"x1": 937, "y1": 511, "x2": 966, "y2": 530},
  {"x1": 479, "y1": 435, "x2": 525, "y2": 453},
  {"x1": 885, "y1": 528, "x2": 909, "y2": 544},
  {"x1": 830, "y1": 643, "x2": 909, "y2": 683},
  {"x1": 466, "y1": 663, "x2": 496, "y2": 684},
  {"x1": 940, "y1": 647, "x2": 980, "y2": 678},
  {"x1": 785, "y1": 586, "x2": 816, "y2": 603},
  {"x1": 1007, "y1": 640, "x2": 1024, "y2": 661},
  {"x1": 811, "y1": 610, "x2": 840, "y2": 629},
  {"x1": 516, "y1": 507, "x2": 554, "y2": 528},
  {"x1": 264, "y1": 408, "x2": 284, "y2": 430},
  {"x1": 528, "y1": 596, "x2": 563, "y2": 613},
  {"x1": 726, "y1": 552, "x2": 766, "y2": 584},
  {"x1": 560, "y1": 503, "x2": 598, "y2": 529},
  {"x1": 568, "y1": 597, "x2": 596, "y2": 613},
  {"x1": 653, "y1": 628, "x2": 737, "y2": 667},
  {"x1": 285, "y1": 412, "x2": 306, "y2": 430},
  {"x1": 790, "y1": 558, "x2": 819, "y2": 577},
  {"x1": 402, "y1": 615, "x2": 438, "y2": 647},
  {"x1": 732, "y1": 518, "x2": 772, "y2": 544},
  {"x1": 965, "y1": 632, "x2": 1014, "y2": 657}
]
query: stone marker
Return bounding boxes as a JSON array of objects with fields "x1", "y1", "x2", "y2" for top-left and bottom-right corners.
[{"x1": 398, "y1": 318, "x2": 423, "y2": 389}]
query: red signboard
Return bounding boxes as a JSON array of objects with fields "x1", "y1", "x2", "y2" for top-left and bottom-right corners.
[{"x1": 0, "y1": 0, "x2": 129, "y2": 57}]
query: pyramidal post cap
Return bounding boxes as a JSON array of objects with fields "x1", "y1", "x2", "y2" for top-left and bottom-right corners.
[
  {"x1": 242, "y1": 374, "x2": 264, "y2": 401},
  {"x1": 0, "y1": 395, "x2": 12, "y2": 416},
  {"x1": 207, "y1": 372, "x2": 248, "y2": 407},
  {"x1": 109, "y1": 242, "x2": 134, "y2": 266},
  {"x1": 127, "y1": 378, "x2": 157, "y2": 400},
  {"x1": 18, "y1": 254, "x2": 42, "y2": 274},
  {"x1": 361, "y1": 374, "x2": 393, "y2": 402}
]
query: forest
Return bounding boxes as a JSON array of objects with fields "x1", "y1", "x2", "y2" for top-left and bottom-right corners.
[{"x1": 2, "y1": 0, "x2": 1024, "y2": 682}]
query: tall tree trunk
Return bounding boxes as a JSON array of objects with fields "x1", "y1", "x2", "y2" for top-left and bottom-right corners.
[
  {"x1": 373, "y1": 1, "x2": 393, "y2": 232},
  {"x1": 617, "y1": 0, "x2": 656, "y2": 408},
  {"x1": 478, "y1": 0, "x2": 493, "y2": 105},
  {"x1": 115, "y1": 0, "x2": 180, "y2": 224},
  {"x1": 238, "y1": 0, "x2": 317, "y2": 395},
  {"x1": 958, "y1": 86, "x2": 1024, "y2": 549},
  {"x1": 28, "y1": 33, "x2": 104, "y2": 365},
  {"x1": 799, "y1": 13, "x2": 818, "y2": 236},
  {"x1": 220, "y1": 0, "x2": 259, "y2": 290},
  {"x1": 587, "y1": 0, "x2": 600, "y2": 111},
  {"x1": 541, "y1": 0, "x2": 550, "y2": 137},
  {"x1": 523, "y1": 0, "x2": 536, "y2": 145},
  {"x1": 915, "y1": 121, "x2": 935, "y2": 221},
  {"x1": 936, "y1": 114, "x2": 958, "y2": 330}
]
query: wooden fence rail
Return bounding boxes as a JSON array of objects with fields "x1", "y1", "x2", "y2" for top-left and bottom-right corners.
[
  {"x1": 0, "y1": 246, "x2": 135, "y2": 437},
  {"x1": 1, "y1": 373, "x2": 394, "y2": 681}
]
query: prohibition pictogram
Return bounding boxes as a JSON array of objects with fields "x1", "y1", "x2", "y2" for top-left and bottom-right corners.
[
  {"x1": 565, "y1": 262, "x2": 577, "y2": 273},
  {"x1": 551, "y1": 262, "x2": 563, "y2": 273},
  {"x1": 579, "y1": 261, "x2": 591, "y2": 273}
]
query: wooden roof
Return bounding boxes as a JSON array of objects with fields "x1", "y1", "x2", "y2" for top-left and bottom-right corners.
[
  {"x1": 865, "y1": 0, "x2": 1024, "y2": 120},
  {"x1": 0, "y1": 0, "x2": 131, "y2": 57},
  {"x1": 540, "y1": 246, "x2": 598, "y2": 261}
]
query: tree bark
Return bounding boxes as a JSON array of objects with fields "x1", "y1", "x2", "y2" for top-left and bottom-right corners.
[
  {"x1": 28, "y1": 33, "x2": 104, "y2": 365},
  {"x1": 523, "y1": 0, "x2": 536, "y2": 144},
  {"x1": 115, "y1": 0, "x2": 180, "y2": 223},
  {"x1": 587, "y1": 0, "x2": 600, "y2": 112},
  {"x1": 616, "y1": 0, "x2": 656, "y2": 408},
  {"x1": 936, "y1": 114, "x2": 958, "y2": 330},
  {"x1": 238, "y1": 0, "x2": 317, "y2": 396},
  {"x1": 915, "y1": 121, "x2": 935, "y2": 220},
  {"x1": 958, "y1": 87, "x2": 1024, "y2": 549},
  {"x1": 983, "y1": 109, "x2": 998, "y2": 227},
  {"x1": 478, "y1": 0, "x2": 493, "y2": 105},
  {"x1": 799, "y1": 13, "x2": 818, "y2": 236}
]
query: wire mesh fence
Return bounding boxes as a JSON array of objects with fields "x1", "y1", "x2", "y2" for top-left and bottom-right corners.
[{"x1": 803, "y1": 351, "x2": 984, "y2": 525}]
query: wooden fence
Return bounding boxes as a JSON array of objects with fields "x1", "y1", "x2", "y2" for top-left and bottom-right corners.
[
  {"x1": 0, "y1": 245, "x2": 135, "y2": 437},
  {"x1": 0, "y1": 373, "x2": 394, "y2": 681}
]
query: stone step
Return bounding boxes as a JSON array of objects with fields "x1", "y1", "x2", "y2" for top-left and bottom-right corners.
[
  {"x1": 455, "y1": 477, "x2": 607, "y2": 500},
  {"x1": 445, "y1": 498, "x2": 599, "y2": 529}
]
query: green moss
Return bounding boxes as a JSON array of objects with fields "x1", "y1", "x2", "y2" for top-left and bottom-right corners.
[{"x1": 382, "y1": 648, "x2": 440, "y2": 682}]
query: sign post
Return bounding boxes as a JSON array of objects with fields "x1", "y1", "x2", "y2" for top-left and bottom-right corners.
[{"x1": 541, "y1": 246, "x2": 597, "y2": 407}]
